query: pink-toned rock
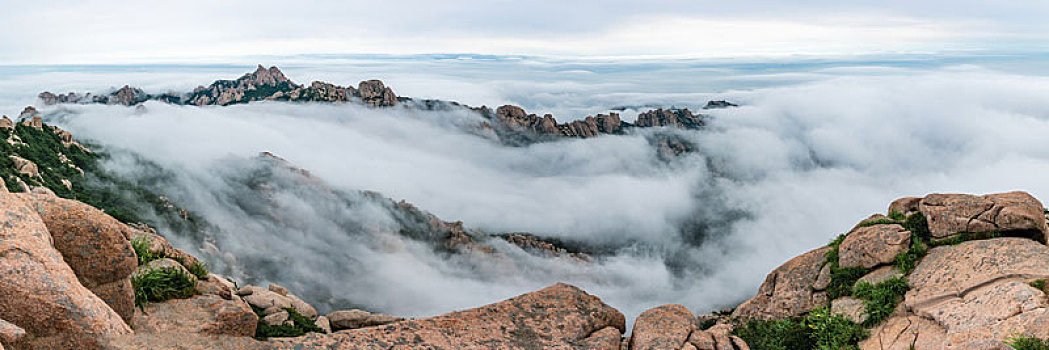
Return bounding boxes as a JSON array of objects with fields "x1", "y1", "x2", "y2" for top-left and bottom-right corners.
[
  {"x1": 18, "y1": 193, "x2": 139, "y2": 323},
  {"x1": 357, "y1": 80, "x2": 397, "y2": 107},
  {"x1": 831, "y1": 297, "x2": 868, "y2": 324},
  {"x1": 0, "y1": 319, "x2": 25, "y2": 346},
  {"x1": 901, "y1": 238, "x2": 1049, "y2": 347},
  {"x1": 857, "y1": 265, "x2": 904, "y2": 285},
  {"x1": 196, "y1": 274, "x2": 236, "y2": 300},
  {"x1": 101, "y1": 333, "x2": 267, "y2": 350},
  {"x1": 131, "y1": 294, "x2": 257, "y2": 337},
  {"x1": 580, "y1": 326, "x2": 622, "y2": 349},
  {"x1": 919, "y1": 191, "x2": 1048, "y2": 241},
  {"x1": 812, "y1": 263, "x2": 831, "y2": 291},
  {"x1": 732, "y1": 247, "x2": 831, "y2": 320},
  {"x1": 838, "y1": 224, "x2": 910, "y2": 269},
  {"x1": 0, "y1": 116, "x2": 12, "y2": 130},
  {"x1": 687, "y1": 324, "x2": 749, "y2": 350},
  {"x1": 0, "y1": 193, "x2": 131, "y2": 349},
  {"x1": 888, "y1": 196, "x2": 922, "y2": 216},
  {"x1": 270, "y1": 283, "x2": 625, "y2": 349},
  {"x1": 629, "y1": 304, "x2": 697, "y2": 350},
  {"x1": 859, "y1": 315, "x2": 947, "y2": 350},
  {"x1": 326, "y1": 309, "x2": 401, "y2": 331},
  {"x1": 9, "y1": 155, "x2": 38, "y2": 178}
]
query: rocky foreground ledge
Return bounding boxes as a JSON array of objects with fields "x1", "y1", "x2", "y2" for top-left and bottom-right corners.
[{"x1": 3, "y1": 188, "x2": 1049, "y2": 349}]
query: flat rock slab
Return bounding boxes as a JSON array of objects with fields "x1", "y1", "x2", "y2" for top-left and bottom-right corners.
[
  {"x1": 269, "y1": 283, "x2": 625, "y2": 350},
  {"x1": 132, "y1": 295, "x2": 257, "y2": 337}
]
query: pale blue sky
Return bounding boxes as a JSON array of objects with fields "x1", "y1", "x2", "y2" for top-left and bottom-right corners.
[{"x1": 2, "y1": 0, "x2": 1047, "y2": 64}]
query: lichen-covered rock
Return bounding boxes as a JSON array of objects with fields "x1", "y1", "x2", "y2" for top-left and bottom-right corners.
[
  {"x1": 0, "y1": 319, "x2": 25, "y2": 346},
  {"x1": 270, "y1": 283, "x2": 625, "y2": 349},
  {"x1": 628, "y1": 304, "x2": 697, "y2": 350},
  {"x1": 919, "y1": 191, "x2": 1048, "y2": 241},
  {"x1": 838, "y1": 224, "x2": 910, "y2": 269},
  {"x1": 732, "y1": 247, "x2": 831, "y2": 320},
  {"x1": 131, "y1": 294, "x2": 257, "y2": 337},
  {"x1": 0, "y1": 193, "x2": 131, "y2": 349}
]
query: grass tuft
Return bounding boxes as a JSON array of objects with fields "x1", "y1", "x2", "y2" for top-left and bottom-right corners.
[
  {"x1": 1007, "y1": 336, "x2": 1049, "y2": 350},
  {"x1": 852, "y1": 277, "x2": 909, "y2": 327},
  {"x1": 132, "y1": 267, "x2": 198, "y2": 308}
]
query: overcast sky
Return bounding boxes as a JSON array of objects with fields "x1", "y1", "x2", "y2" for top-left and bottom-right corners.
[{"x1": 2, "y1": 0, "x2": 1047, "y2": 64}]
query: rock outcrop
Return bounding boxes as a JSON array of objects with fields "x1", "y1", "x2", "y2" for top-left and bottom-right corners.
[
  {"x1": 270, "y1": 283, "x2": 626, "y2": 349},
  {"x1": 325, "y1": 309, "x2": 402, "y2": 331},
  {"x1": 18, "y1": 194, "x2": 139, "y2": 324},
  {"x1": 919, "y1": 191, "x2": 1048, "y2": 242},
  {"x1": 0, "y1": 192, "x2": 131, "y2": 349},
  {"x1": 838, "y1": 224, "x2": 910, "y2": 269},
  {"x1": 357, "y1": 80, "x2": 398, "y2": 107},
  {"x1": 635, "y1": 108, "x2": 704, "y2": 129},
  {"x1": 731, "y1": 246, "x2": 831, "y2": 320},
  {"x1": 130, "y1": 295, "x2": 257, "y2": 337}
]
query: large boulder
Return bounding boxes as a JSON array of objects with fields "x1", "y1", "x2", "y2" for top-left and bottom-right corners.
[
  {"x1": 270, "y1": 283, "x2": 626, "y2": 349},
  {"x1": 838, "y1": 224, "x2": 910, "y2": 269},
  {"x1": 18, "y1": 194, "x2": 139, "y2": 324},
  {"x1": 0, "y1": 193, "x2": 131, "y2": 349},
  {"x1": 130, "y1": 294, "x2": 257, "y2": 337},
  {"x1": 732, "y1": 247, "x2": 831, "y2": 320},
  {"x1": 0, "y1": 319, "x2": 25, "y2": 348},
  {"x1": 919, "y1": 191, "x2": 1048, "y2": 242},
  {"x1": 629, "y1": 304, "x2": 697, "y2": 350},
  {"x1": 8, "y1": 156, "x2": 38, "y2": 178}
]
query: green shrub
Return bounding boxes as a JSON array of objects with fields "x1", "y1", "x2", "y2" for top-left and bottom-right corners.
[
  {"x1": 894, "y1": 237, "x2": 928, "y2": 274},
  {"x1": 132, "y1": 267, "x2": 198, "y2": 308},
  {"x1": 805, "y1": 307, "x2": 867, "y2": 350},
  {"x1": 731, "y1": 307, "x2": 867, "y2": 350},
  {"x1": 852, "y1": 277, "x2": 909, "y2": 326},
  {"x1": 888, "y1": 210, "x2": 906, "y2": 221},
  {"x1": 902, "y1": 212, "x2": 930, "y2": 241},
  {"x1": 732, "y1": 318, "x2": 814, "y2": 350},
  {"x1": 827, "y1": 267, "x2": 869, "y2": 299},
  {"x1": 1007, "y1": 336, "x2": 1049, "y2": 350},
  {"x1": 253, "y1": 306, "x2": 323, "y2": 339}
]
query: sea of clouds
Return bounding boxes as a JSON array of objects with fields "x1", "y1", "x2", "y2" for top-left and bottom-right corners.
[{"x1": 4, "y1": 56, "x2": 1049, "y2": 323}]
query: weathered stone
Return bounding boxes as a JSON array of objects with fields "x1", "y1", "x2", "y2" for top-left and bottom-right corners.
[
  {"x1": 857, "y1": 265, "x2": 904, "y2": 285},
  {"x1": 196, "y1": 274, "x2": 235, "y2": 300},
  {"x1": 629, "y1": 304, "x2": 697, "y2": 350},
  {"x1": 919, "y1": 191, "x2": 1048, "y2": 241},
  {"x1": 131, "y1": 294, "x2": 257, "y2": 337},
  {"x1": 326, "y1": 309, "x2": 402, "y2": 331},
  {"x1": 0, "y1": 319, "x2": 25, "y2": 345},
  {"x1": 134, "y1": 258, "x2": 196, "y2": 284},
  {"x1": 888, "y1": 196, "x2": 922, "y2": 216},
  {"x1": 813, "y1": 263, "x2": 831, "y2": 291},
  {"x1": 580, "y1": 326, "x2": 621, "y2": 349},
  {"x1": 286, "y1": 293, "x2": 317, "y2": 319},
  {"x1": 838, "y1": 224, "x2": 910, "y2": 269},
  {"x1": 101, "y1": 333, "x2": 268, "y2": 350},
  {"x1": 314, "y1": 316, "x2": 331, "y2": 334},
  {"x1": 9, "y1": 156, "x2": 39, "y2": 177},
  {"x1": 635, "y1": 108, "x2": 703, "y2": 129},
  {"x1": 0, "y1": 193, "x2": 131, "y2": 349},
  {"x1": 240, "y1": 286, "x2": 292, "y2": 310},
  {"x1": 689, "y1": 324, "x2": 747, "y2": 350},
  {"x1": 732, "y1": 247, "x2": 830, "y2": 320},
  {"x1": 263, "y1": 311, "x2": 289, "y2": 326},
  {"x1": 17, "y1": 193, "x2": 139, "y2": 324},
  {"x1": 831, "y1": 297, "x2": 868, "y2": 324},
  {"x1": 860, "y1": 315, "x2": 947, "y2": 350},
  {"x1": 357, "y1": 80, "x2": 397, "y2": 107},
  {"x1": 271, "y1": 283, "x2": 625, "y2": 349},
  {"x1": 0, "y1": 116, "x2": 12, "y2": 130},
  {"x1": 268, "y1": 283, "x2": 288, "y2": 296}
]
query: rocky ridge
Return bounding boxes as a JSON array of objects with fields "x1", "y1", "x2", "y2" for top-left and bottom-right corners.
[{"x1": 38, "y1": 65, "x2": 733, "y2": 149}]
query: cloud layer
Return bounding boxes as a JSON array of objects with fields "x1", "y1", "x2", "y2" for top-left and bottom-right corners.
[{"x1": 9, "y1": 61, "x2": 1049, "y2": 324}]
